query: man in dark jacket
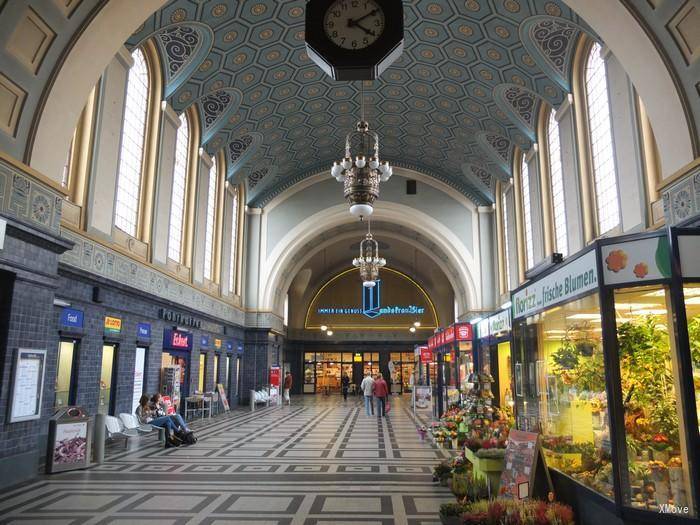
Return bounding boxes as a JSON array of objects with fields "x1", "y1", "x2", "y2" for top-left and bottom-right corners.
[
  {"x1": 372, "y1": 373, "x2": 389, "y2": 416},
  {"x1": 283, "y1": 371, "x2": 292, "y2": 405}
]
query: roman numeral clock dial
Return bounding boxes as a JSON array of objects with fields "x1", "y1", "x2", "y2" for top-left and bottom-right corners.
[
  {"x1": 324, "y1": 0, "x2": 386, "y2": 50},
  {"x1": 305, "y1": 0, "x2": 404, "y2": 80}
]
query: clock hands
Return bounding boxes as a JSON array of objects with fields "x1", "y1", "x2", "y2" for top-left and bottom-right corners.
[{"x1": 347, "y1": 9, "x2": 379, "y2": 37}]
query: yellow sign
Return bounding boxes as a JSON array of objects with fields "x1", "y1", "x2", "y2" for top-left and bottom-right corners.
[
  {"x1": 214, "y1": 338, "x2": 222, "y2": 349},
  {"x1": 104, "y1": 316, "x2": 122, "y2": 334},
  {"x1": 444, "y1": 353, "x2": 452, "y2": 362},
  {"x1": 353, "y1": 353, "x2": 362, "y2": 362}
]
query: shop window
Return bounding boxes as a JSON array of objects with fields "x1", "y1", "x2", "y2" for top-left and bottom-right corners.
[
  {"x1": 513, "y1": 293, "x2": 613, "y2": 499},
  {"x1": 98, "y1": 344, "x2": 117, "y2": 415},
  {"x1": 683, "y1": 285, "x2": 700, "y2": 435},
  {"x1": 585, "y1": 42, "x2": 620, "y2": 235},
  {"x1": 198, "y1": 353, "x2": 206, "y2": 393},
  {"x1": 547, "y1": 109, "x2": 568, "y2": 256},
  {"x1": 55, "y1": 340, "x2": 78, "y2": 408},
  {"x1": 520, "y1": 155, "x2": 534, "y2": 269},
  {"x1": 203, "y1": 157, "x2": 218, "y2": 281},
  {"x1": 614, "y1": 286, "x2": 693, "y2": 514},
  {"x1": 114, "y1": 48, "x2": 149, "y2": 237}
]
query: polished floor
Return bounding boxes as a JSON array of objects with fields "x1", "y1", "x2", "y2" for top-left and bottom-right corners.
[{"x1": 0, "y1": 395, "x2": 452, "y2": 525}]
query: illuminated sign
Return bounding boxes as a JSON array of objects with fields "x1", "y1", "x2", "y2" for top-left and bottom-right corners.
[
  {"x1": 104, "y1": 316, "x2": 122, "y2": 335},
  {"x1": 214, "y1": 338, "x2": 222, "y2": 349},
  {"x1": 455, "y1": 323, "x2": 473, "y2": 341},
  {"x1": 316, "y1": 281, "x2": 426, "y2": 318},
  {"x1": 163, "y1": 329, "x2": 193, "y2": 351},
  {"x1": 353, "y1": 353, "x2": 362, "y2": 362},
  {"x1": 137, "y1": 323, "x2": 151, "y2": 339},
  {"x1": 60, "y1": 308, "x2": 83, "y2": 329}
]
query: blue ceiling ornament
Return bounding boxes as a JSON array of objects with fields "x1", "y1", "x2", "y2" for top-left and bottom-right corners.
[
  {"x1": 226, "y1": 133, "x2": 263, "y2": 180},
  {"x1": 151, "y1": 23, "x2": 213, "y2": 98},
  {"x1": 477, "y1": 132, "x2": 514, "y2": 174},
  {"x1": 461, "y1": 163, "x2": 494, "y2": 201},
  {"x1": 520, "y1": 16, "x2": 586, "y2": 91},
  {"x1": 196, "y1": 88, "x2": 243, "y2": 145},
  {"x1": 493, "y1": 83, "x2": 545, "y2": 141},
  {"x1": 247, "y1": 164, "x2": 278, "y2": 191}
]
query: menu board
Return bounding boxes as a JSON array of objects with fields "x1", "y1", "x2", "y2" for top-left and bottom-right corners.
[
  {"x1": 499, "y1": 430, "x2": 552, "y2": 500},
  {"x1": 9, "y1": 349, "x2": 46, "y2": 423},
  {"x1": 132, "y1": 347, "x2": 146, "y2": 414},
  {"x1": 217, "y1": 383, "x2": 230, "y2": 412}
]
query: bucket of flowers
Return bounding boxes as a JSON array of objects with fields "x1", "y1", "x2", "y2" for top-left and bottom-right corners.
[{"x1": 417, "y1": 425, "x2": 427, "y2": 441}]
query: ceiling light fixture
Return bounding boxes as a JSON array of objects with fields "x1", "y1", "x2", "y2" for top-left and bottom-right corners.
[
  {"x1": 320, "y1": 325, "x2": 328, "y2": 331},
  {"x1": 413, "y1": 321, "x2": 421, "y2": 327},
  {"x1": 326, "y1": 330, "x2": 334, "y2": 336},
  {"x1": 409, "y1": 326, "x2": 416, "y2": 333},
  {"x1": 331, "y1": 83, "x2": 391, "y2": 218},
  {"x1": 353, "y1": 220, "x2": 386, "y2": 288}
]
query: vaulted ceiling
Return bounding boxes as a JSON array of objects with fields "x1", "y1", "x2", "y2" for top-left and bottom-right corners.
[{"x1": 127, "y1": 0, "x2": 595, "y2": 206}]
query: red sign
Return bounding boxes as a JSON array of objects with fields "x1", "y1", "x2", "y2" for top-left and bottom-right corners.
[
  {"x1": 444, "y1": 326, "x2": 455, "y2": 343},
  {"x1": 420, "y1": 346, "x2": 432, "y2": 364},
  {"x1": 164, "y1": 329, "x2": 193, "y2": 350},
  {"x1": 269, "y1": 366, "x2": 281, "y2": 387},
  {"x1": 438, "y1": 331, "x2": 445, "y2": 347},
  {"x1": 455, "y1": 323, "x2": 473, "y2": 341}
]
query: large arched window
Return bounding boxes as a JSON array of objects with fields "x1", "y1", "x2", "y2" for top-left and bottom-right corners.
[
  {"x1": 585, "y1": 42, "x2": 620, "y2": 234},
  {"x1": 501, "y1": 189, "x2": 512, "y2": 288},
  {"x1": 167, "y1": 113, "x2": 190, "y2": 262},
  {"x1": 520, "y1": 155, "x2": 534, "y2": 269},
  {"x1": 228, "y1": 186, "x2": 239, "y2": 294},
  {"x1": 114, "y1": 48, "x2": 149, "y2": 237},
  {"x1": 547, "y1": 110, "x2": 568, "y2": 256},
  {"x1": 203, "y1": 156, "x2": 218, "y2": 281}
]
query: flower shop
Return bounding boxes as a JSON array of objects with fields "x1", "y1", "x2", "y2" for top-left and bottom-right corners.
[{"x1": 427, "y1": 228, "x2": 700, "y2": 525}]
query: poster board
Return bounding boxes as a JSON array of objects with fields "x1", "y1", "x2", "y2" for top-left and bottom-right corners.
[
  {"x1": 499, "y1": 430, "x2": 553, "y2": 500},
  {"x1": 9, "y1": 349, "x2": 46, "y2": 423},
  {"x1": 414, "y1": 386, "x2": 431, "y2": 409},
  {"x1": 217, "y1": 383, "x2": 230, "y2": 412},
  {"x1": 132, "y1": 347, "x2": 146, "y2": 414}
]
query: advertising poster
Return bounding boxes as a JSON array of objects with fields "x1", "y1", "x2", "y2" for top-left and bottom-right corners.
[
  {"x1": 447, "y1": 386, "x2": 460, "y2": 406},
  {"x1": 53, "y1": 421, "x2": 88, "y2": 465},
  {"x1": 10, "y1": 349, "x2": 46, "y2": 423},
  {"x1": 269, "y1": 366, "x2": 281, "y2": 387},
  {"x1": 131, "y1": 347, "x2": 145, "y2": 414},
  {"x1": 217, "y1": 383, "x2": 230, "y2": 412},
  {"x1": 415, "y1": 386, "x2": 431, "y2": 409}
]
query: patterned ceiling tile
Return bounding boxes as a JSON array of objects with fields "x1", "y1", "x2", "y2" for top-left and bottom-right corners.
[
  {"x1": 493, "y1": 84, "x2": 543, "y2": 141},
  {"x1": 196, "y1": 88, "x2": 242, "y2": 145},
  {"x1": 126, "y1": 0, "x2": 595, "y2": 206}
]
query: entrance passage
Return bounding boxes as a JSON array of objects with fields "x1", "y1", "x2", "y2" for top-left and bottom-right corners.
[{"x1": 0, "y1": 397, "x2": 452, "y2": 522}]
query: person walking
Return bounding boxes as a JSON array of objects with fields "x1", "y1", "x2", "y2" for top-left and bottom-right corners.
[
  {"x1": 283, "y1": 371, "x2": 292, "y2": 405},
  {"x1": 360, "y1": 371, "x2": 375, "y2": 416},
  {"x1": 373, "y1": 373, "x2": 389, "y2": 417},
  {"x1": 341, "y1": 373, "x2": 350, "y2": 401}
]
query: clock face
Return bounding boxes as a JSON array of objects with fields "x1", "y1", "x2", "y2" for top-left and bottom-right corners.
[{"x1": 323, "y1": 0, "x2": 385, "y2": 50}]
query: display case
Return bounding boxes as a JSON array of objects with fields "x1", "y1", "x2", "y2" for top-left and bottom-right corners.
[{"x1": 510, "y1": 231, "x2": 700, "y2": 522}]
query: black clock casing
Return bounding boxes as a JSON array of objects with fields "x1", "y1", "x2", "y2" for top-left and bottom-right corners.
[{"x1": 305, "y1": 0, "x2": 404, "y2": 81}]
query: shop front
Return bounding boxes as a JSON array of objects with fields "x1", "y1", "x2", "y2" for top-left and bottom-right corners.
[
  {"x1": 427, "y1": 322, "x2": 474, "y2": 417},
  {"x1": 510, "y1": 230, "x2": 699, "y2": 523},
  {"x1": 55, "y1": 308, "x2": 85, "y2": 410},
  {"x1": 476, "y1": 308, "x2": 513, "y2": 409},
  {"x1": 161, "y1": 328, "x2": 193, "y2": 412}
]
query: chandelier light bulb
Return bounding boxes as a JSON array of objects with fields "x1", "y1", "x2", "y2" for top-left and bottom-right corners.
[
  {"x1": 414, "y1": 321, "x2": 421, "y2": 327},
  {"x1": 331, "y1": 162, "x2": 342, "y2": 178},
  {"x1": 355, "y1": 155, "x2": 366, "y2": 168},
  {"x1": 363, "y1": 280, "x2": 376, "y2": 288},
  {"x1": 326, "y1": 330, "x2": 333, "y2": 336},
  {"x1": 350, "y1": 203, "x2": 373, "y2": 218},
  {"x1": 369, "y1": 157, "x2": 379, "y2": 169},
  {"x1": 320, "y1": 325, "x2": 328, "y2": 331},
  {"x1": 409, "y1": 326, "x2": 416, "y2": 333},
  {"x1": 342, "y1": 157, "x2": 352, "y2": 169}
]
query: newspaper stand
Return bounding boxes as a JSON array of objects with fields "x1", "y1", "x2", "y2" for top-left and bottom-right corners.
[{"x1": 46, "y1": 406, "x2": 93, "y2": 473}]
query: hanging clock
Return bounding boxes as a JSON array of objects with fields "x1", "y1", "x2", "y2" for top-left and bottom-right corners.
[{"x1": 305, "y1": 0, "x2": 404, "y2": 81}]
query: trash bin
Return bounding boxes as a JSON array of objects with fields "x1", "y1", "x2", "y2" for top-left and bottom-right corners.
[{"x1": 46, "y1": 406, "x2": 93, "y2": 474}]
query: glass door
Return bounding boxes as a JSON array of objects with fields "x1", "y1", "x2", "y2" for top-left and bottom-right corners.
[
  {"x1": 55, "y1": 339, "x2": 78, "y2": 408},
  {"x1": 98, "y1": 344, "x2": 117, "y2": 415}
]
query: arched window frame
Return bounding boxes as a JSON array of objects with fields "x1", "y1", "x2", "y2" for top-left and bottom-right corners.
[
  {"x1": 203, "y1": 150, "x2": 225, "y2": 284},
  {"x1": 519, "y1": 152, "x2": 535, "y2": 269},
  {"x1": 112, "y1": 40, "x2": 163, "y2": 254},
  {"x1": 167, "y1": 112, "x2": 191, "y2": 264},
  {"x1": 225, "y1": 182, "x2": 244, "y2": 300},
  {"x1": 544, "y1": 106, "x2": 568, "y2": 257},
  {"x1": 572, "y1": 37, "x2": 621, "y2": 240}
]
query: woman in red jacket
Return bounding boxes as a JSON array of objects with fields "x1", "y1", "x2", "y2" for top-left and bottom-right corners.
[{"x1": 372, "y1": 373, "x2": 389, "y2": 417}]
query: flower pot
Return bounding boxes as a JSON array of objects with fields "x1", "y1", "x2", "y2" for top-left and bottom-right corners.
[{"x1": 451, "y1": 438, "x2": 459, "y2": 449}]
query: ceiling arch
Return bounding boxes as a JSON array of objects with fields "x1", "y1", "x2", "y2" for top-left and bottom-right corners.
[
  {"x1": 125, "y1": 0, "x2": 596, "y2": 205},
  {"x1": 493, "y1": 83, "x2": 547, "y2": 141}
]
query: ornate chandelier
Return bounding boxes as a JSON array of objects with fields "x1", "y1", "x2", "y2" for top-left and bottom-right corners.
[{"x1": 353, "y1": 221, "x2": 386, "y2": 288}]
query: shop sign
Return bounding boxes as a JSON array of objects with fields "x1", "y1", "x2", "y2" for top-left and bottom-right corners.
[
  {"x1": 455, "y1": 323, "x2": 473, "y2": 341},
  {"x1": 444, "y1": 352, "x2": 452, "y2": 362},
  {"x1": 444, "y1": 326, "x2": 455, "y2": 343},
  {"x1": 200, "y1": 335, "x2": 209, "y2": 348},
  {"x1": 158, "y1": 308, "x2": 202, "y2": 329},
  {"x1": 677, "y1": 235, "x2": 700, "y2": 278},
  {"x1": 270, "y1": 366, "x2": 281, "y2": 387},
  {"x1": 513, "y1": 250, "x2": 598, "y2": 319},
  {"x1": 420, "y1": 346, "x2": 432, "y2": 364},
  {"x1": 477, "y1": 318, "x2": 489, "y2": 339},
  {"x1": 237, "y1": 344, "x2": 244, "y2": 354},
  {"x1": 601, "y1": 235, "x2": 671, "y2": 285},
  {"x1": 163, "y1": 329, "x2": 193, "y2": 351},
  {"x1": 60, "y1": 308, "x2": 83, "y2": 329},
  {"x1": 488, "y1": 309, "x2": 511, "y2": 337},
  {"x1": 225, "y1": 341, "x2": 233, "y2": 352},
  {"x1": 137, "y1": 323, "x2": 151, "y2": 339},
  {"x1": 104, "y1": 316, "x2": 122, "y2": 335},
  {"x1": 353, "y1": 353, "x2": 362, "y2": 362},
  {"x1": 214, "y1": 338, "x2": 222, "y2": 349}
]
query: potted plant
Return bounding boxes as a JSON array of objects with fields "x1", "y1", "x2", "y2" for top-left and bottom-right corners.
[
  {"x1": 438, "y1": 502, "x2": 465, "y2": 525},
  {"x1": 650, "y1": 433, "x2": 672, "y2": 463}
]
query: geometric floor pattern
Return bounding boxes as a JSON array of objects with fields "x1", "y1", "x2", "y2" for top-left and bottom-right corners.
[{"x1": 0, "y1": 396, "x2": 452, "y2": 524}]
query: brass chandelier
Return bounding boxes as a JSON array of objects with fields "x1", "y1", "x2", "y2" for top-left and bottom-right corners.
[
  {"x1": 331, "y1": 85, "x2": 392, "y2": 218},
  {"x1": 353, "y1": 221, "x2": 386, "y2": 288}
]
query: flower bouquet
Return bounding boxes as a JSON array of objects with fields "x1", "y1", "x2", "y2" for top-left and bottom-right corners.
[{"x1": 417, "y1": 425, "x2": 427, "y2": 441}]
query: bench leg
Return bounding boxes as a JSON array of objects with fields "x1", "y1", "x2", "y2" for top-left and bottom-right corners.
[{"x1": 158, "y1": 427, "x2": 166, "y2": 444}]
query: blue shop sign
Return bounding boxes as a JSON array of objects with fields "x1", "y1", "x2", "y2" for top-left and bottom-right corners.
[
  {"x1": 201, "y1": 335, "x2": 210, "y2": 348},
  {"x1": 237, "y1": 344, "x2": 244, "y2": 354},
  {"x1": 225, "y1": 341, "x2": 234, "y2": 352},
  {"x1": 60, "y1": 308, "x2": 84, "y2": 329},
  {"x1": 137, "y1": 322, "x2": 151, "y2": 339}
]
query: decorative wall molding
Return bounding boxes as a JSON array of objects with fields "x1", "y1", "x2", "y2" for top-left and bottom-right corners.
[
  {"x1": 661, "y1": 158, "x2": 700, "y2": 225},
  {"x1": 59, "y1": 228, "x2": 246, "y2": 327},
  {"x1": 196, "y1": 88, "x2": 242, "y2": 145}
]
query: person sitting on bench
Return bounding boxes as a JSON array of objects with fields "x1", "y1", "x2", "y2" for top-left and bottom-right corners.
[
  {"x1": 150, "y1": 393, "x2": 191, "y2": 432},
  {"x1": 135, "y1": 395, "x2": 185, "y2": 447}
]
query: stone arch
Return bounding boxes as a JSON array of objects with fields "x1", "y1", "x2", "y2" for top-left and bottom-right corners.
[{"x1": 261, "y1": 202, "x2": 480, "y2": 320}]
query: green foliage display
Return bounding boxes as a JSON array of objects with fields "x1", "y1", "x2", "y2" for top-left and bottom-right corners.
[{"x1": 687, "y1": 315, "x2": 700, "y2": 369}]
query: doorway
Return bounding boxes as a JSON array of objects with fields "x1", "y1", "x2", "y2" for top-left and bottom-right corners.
[
  {"x1": 98, "y1": 344, "x2": 117, "y2": 415},
  {"x1": 55, "y1": 339, "x2": 79, "y2": 408},
  {"x1": 161, "y1": 351, "x2": 189, "y2": 411}
]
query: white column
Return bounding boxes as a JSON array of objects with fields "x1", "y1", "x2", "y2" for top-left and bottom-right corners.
[
  {"x1": 556, "y1": 96, "x2": 584, "y2": 254},
  {"x1": 85, "y1": 47, "x2": 132, "y2": 239},
  {"x1": 478, "y1": 205, "x2": 496, "y2": 311},
  {"x1": 151, "y1": 102, "x2": 179, "y2": 265},
  {"x1": 243, "y1": 207, "x2": 262, "y2": 308},
  {"x1": 605, "y1": 51, "x2": 646, "y2": 233},
  {"x1": 191, "y1": 150, "x2": 212, "y2": 285}
]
